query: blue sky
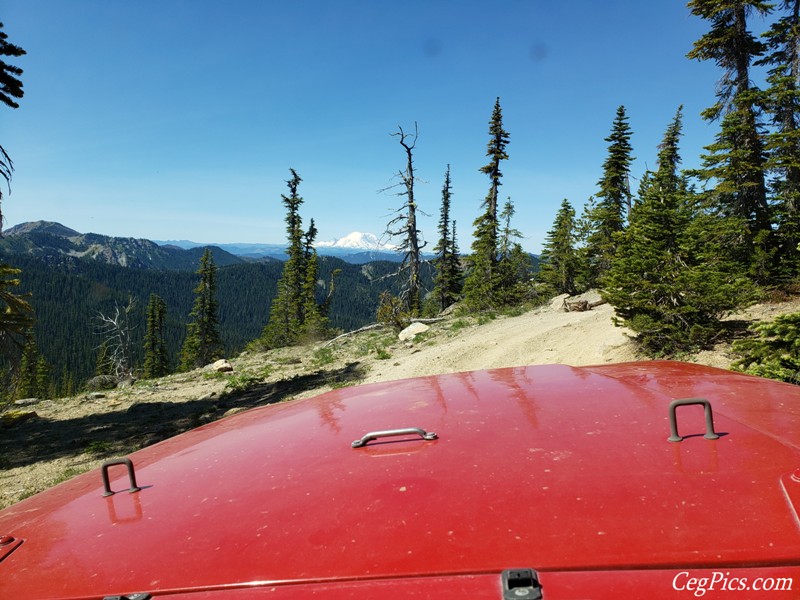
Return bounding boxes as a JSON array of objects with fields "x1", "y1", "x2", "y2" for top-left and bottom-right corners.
[{"x1": 1, "y1": 1, "x2": 749, "y2": 252}]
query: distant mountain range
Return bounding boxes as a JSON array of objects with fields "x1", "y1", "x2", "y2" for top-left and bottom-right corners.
[
  {"x1": 0, "y1": 221, "x2": 408, "y2": 269},
  {"x1": 157, "y1": 230, "x2": 408, "y2": 264}
]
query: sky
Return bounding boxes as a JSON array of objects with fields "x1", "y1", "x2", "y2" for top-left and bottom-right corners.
[{"x1": 1, "y1": 1, "x2": 752, "y2": 252}]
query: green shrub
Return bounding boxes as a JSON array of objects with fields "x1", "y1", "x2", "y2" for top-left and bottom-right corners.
[{"x1": 732, "y1": 312, "x2": 800, "y2": 383}]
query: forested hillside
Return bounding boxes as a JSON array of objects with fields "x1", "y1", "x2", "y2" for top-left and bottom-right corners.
[{"x1": 5, "y1": 254, "x2": 421, "y2": 391}]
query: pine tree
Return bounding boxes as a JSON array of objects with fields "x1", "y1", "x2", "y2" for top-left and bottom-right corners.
[
  {"x1": 539, "y1": 199, "x2": 580, "y2": 296},
  {"x1": 688, "y1": 0, "x2": 772, "y2": 271},
  {"x1": 15, "y1": 339, "x2": 36, "y2": 399},
  {"x1": 584, "y1": 106, "x2": 634, "y2": 287},
  {"x1": 301, "y1": 218, "x2": 327, "y2": 339},
  {"x1": 495, "y1": 197, "x2": 533, "y2": 305},
  {"x1": 94, "y1": 340, "x2": 113, "y2": 377},
  {"x1": 34, "y1": 355, "x2": 49, "y2": 399},
  {"x1": 143, "y1": 293, "x2": 169, "y2": 378},
  {"x1": 603, "y1": 108, "x2": 752, "y2": 355},
  {"x1": 180, "y1": 249, "x2": 223, "y2": 370},
  {"x1": 430, "y1": 165, "x2": 463, "y2": 313},
  {"x1": 261, "y1": 170, "x2": 327, "y2": 348},
  {"x1": 758, "y1": 0, "x2": 800, "y2": 276},
  {"x1": 464, "y1": 97, "x2": 510, "y2": 310},
  {"x1": 60, "y1": 365, "x2": 75, "y2": 398},
  {"x1": 732, "y1": 312, "x2": 800, "y2": 382},
  {"x1": 0, "y1": 263, "x2": 33, "y2": 370},
  {"x1": 1, "y1": 22, "x2": 26, "y2": 225}
]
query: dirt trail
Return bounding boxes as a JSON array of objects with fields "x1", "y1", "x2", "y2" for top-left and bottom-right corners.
[{"x1": 363, "y1": 300, "x2": 638, "y2": 384}]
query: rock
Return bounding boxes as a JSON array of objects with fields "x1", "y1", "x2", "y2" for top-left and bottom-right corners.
[
  {"x1": 86, "y1": 392, "x2": 106, "y2": 400},
  {"x1": 550, "y1": 294, "x2": 570, "y2": 312},
  {"x1": 440, "y1": 303, "x2": 459, "y2": 317},
  {"x1": 398, "y1": 322, "x2": 430, "y2": 341},
  {"x1": 0, "y1": 410, "x2": 37, "y2": 428},
  {"x1": 222, "y1": 407, "x2": 247, "y2": 418},
  {"x1": 86, "y1": 374, "x2": 118, "y2": 391},
  {"x1": 117, "y1": 377, "x2": 136, "y2": 389},
  {"x1": 13, "y1": 397, "x2": 39, "y2": 406},
  {"x1": 205, "y1": 359, "x2": 233, "y2": 373}
]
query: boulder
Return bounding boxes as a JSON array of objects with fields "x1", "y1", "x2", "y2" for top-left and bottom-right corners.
[
  {"x1": 398, "y1": 322, "x2": 430, "y2": 342},
  {"x1": 206, "y1": 359, "x2": 233, "y2": 373}
]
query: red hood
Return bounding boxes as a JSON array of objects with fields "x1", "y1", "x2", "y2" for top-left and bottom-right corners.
[{"x1": 1, "y1": 362, "x2": 799, "y2": 599}]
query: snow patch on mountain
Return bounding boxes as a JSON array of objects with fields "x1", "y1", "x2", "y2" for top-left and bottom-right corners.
[{"x1": 316, "y1": 232, "x2": 397, "y2": 251}]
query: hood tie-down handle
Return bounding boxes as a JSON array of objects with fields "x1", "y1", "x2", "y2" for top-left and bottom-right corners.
[
  {"x1": 352, "y1": 427, "x2": 438, "y2": 448},
  {"x1": 668, "y1": 398, "x2": 720, "y2": 442},
  {"x1": 101, "y1": 458, "x2": 142, "y2": 496}
]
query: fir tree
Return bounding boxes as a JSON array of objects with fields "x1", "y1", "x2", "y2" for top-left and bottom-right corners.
[
  {"x1": 143, "y1": 293, "x2": 169, "y2": 378},
  {"x1": 687, "y1": 0, "x2": 772, "y2": 270},
  {"x1": 34, "y1": 355, "x2": 49, "y2": 399},
  {"x1": 603, "y1": 108, "x2": 752, "y2": 355},
  {"x1": 464, "y1": 97, "x2": 510, "y2": 310},
  {"x1": 301, "y1": 218, "x2": 327, "y2": 339},
  {"x1": 495, "y1": 197, "x2": 533, "y2": 305},
  {"x1": 539, "y1": 199, "x2": 580, "y2": 295},
  {"x1": 584, "y1": 106, "x2": 634, "y2": 287},
  {"x1": 15, "y1": 339, "x2": 36, "y2": 399},
  {"x1": 60, "y1": 365, "x2": 75, "y2": 398},
  {"x1": 94, "y1": 341, "x2": 113, "y2": 377},
  {"x1": 261, "y1": 170, "x2": 326, "y2": 347},
  {"x1": 758, "y1": 0, "x2": 800, "y2": 276},
  {"x1": 431, "y1": 165, "x2": 462, "y2": 313},
  {"x1": 0, "y1": 22, "x2": 26, "y2": 225},
  {"x1": 0, "y1": 263, "x2": 33, "y2": 371},
  {"x1": 732, "y1": 311, "x2": 800, "y2": 382},
  {"x1": 180, "y1": 249, "x2": 222, "y2": 370}
]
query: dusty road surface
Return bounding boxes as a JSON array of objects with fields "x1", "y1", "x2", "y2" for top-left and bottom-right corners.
[{"x1": 363, "y1": 299, "x2": 638, "y2": 384}]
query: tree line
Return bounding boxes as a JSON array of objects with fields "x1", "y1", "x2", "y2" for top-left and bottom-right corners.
[{"x1": 538, "y1": 1, "x2": 800, "y2": 366}]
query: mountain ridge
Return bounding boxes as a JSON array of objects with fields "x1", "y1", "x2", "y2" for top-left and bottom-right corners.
[{"x1": 1, "y1": 221, "x2": 245, "y2": 270}]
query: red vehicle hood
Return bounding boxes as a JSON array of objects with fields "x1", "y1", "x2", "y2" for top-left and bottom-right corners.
[{"x1": 1, "y1": 362, "x2": 799, "y2": 599}]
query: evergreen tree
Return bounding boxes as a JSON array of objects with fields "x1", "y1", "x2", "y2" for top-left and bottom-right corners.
[
  {"x1": 584, "y1": 106, "x2": 634, "y2": 286},
  {"x1": 687, "y1": 0, "x2": 772, "y2": 271},
  {"x1": 495, "y1": 197, "x2": 533, "y2": 305},
  {"x1": 15, "y1": 338, "x2": 36, "y2": 399},
  {"x1": 732, "y1": 311, "x2": 800, "y2": 382},
  {"x1": 603, "y1": 108, "x2": 752, "y2": 355},
  {"x1": 301, "y1": 218, "x2": 327, "y2": 339},
  {"x1": 60, "y1": 365, "x2": 75, "y2": 398},
  {"x1": 180, "y1": 249, "x2": 223, "y2": 370},
  {"x1": 758, "y1": 0, "x2": 800, "y2": 276},
  {"x1": 539, "y1": 199, "x2": 580, "y2": 295},
  {"x1": 94, "y1": 340, "x2": 113, "y2": 377},
  {"x1": 0, "y1": 263, "x2": 33, "y2": 370},
  {"x1": 261, "y1": 170, "x2": 327, "y2": 347},
  {"x1": 464, "y1": 97, "x2": 510, "y2": 310},
  {"x1": 143, "y1": 293, "x2": 169, "y2": 378},
  {"x1": 430, "y1": 165, "x2": 463, "y2": 313},
  {"x1": 0, "y1": 22, "x2": 26, "y2": 224},
  {"x1": 34, "y1": 354, "x2": 49, "y2": 399}
]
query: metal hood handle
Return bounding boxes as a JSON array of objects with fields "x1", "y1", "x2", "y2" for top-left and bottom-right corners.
[{"x1": 351, "y1": 427, "x2": 438, "y2": 448}]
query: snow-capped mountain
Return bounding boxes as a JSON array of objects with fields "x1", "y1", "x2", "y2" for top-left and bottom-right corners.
[{"x1": 316, "y1": 232, "x2": 397, "y2": 251}]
